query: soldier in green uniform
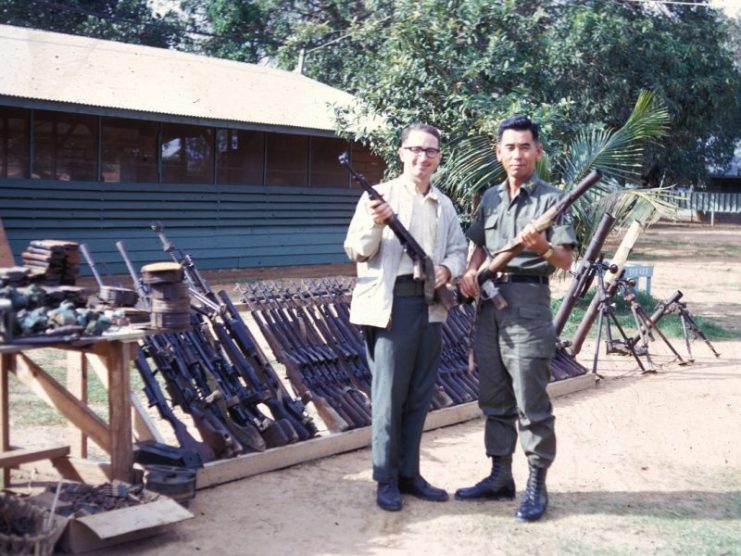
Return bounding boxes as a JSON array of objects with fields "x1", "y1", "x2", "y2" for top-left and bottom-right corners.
[{"x1": 455, "y1": 116, "x2": 577, "y2": 522}]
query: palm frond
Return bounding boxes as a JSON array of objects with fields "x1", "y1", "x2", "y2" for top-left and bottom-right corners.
[
  {"x1": 559, "y1": 90, "x2": 670, "y2": 185},
  {"x1": 436, "y1": 135, "x2": 503, "y2": 210},
  {"x1": 577, "y1": 186, "x2": 680, "y2": 253}
]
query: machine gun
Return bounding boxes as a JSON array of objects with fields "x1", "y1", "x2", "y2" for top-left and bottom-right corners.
[
  {"x1": 339, "y1": 152, "x2": 455, "y2": 309},
  {"x1": 150, "y1": 224, "x2": 318, "y2": 441}
]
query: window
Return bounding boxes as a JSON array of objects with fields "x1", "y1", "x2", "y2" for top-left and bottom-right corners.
[
  {"x1": 0, "y1": 107, "x2": 29, "y2": 178},
  {"x1": 161, "y1": 123, "x2": 213, "y2": 184},
  {"x1": 33, "y1": 110, "x2": 97, "y2": 181},
  {"x1": 310, "y1": 136, "x2": 350, "y2": 188},
  {"x1": 265, "y1": 133, "x2": 307, "y2": 186},
  {"x1": 101, "y1": 117, "x2": 158, "y2": 182},
  {"x1": 217, "y1": 129, "x2": 264, "y2": 185}
]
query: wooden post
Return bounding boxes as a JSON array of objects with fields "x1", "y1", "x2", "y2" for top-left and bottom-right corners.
[
  {"x1": 0, "y1": 354, "x2": 12, "y2": 486},
  {"x1": 98, "y1": 341, "x2": 134, "y2": 483},
  {"x1": 0, "y1": 217, "x2": 14, "y2": 267},
  {"x1": 66, "y1": 351, "x2": 89, "y2": 458}
]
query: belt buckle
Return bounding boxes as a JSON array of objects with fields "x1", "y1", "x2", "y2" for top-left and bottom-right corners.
[{"x1": 496, "y1": 272, "x2": 510, "y2": 284}]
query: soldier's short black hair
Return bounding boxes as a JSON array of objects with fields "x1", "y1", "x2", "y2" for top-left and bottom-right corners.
[{"x1": 498, "y1": 115, "x2": 539, "y2": 143}]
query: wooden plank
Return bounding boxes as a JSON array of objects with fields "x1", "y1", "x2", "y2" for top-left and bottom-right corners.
[
  {"x1": 96, "y1": 341, "x2": 134, "y2": 483},
  {"x1": 0, "y1": 354, "x2": 11, "y2": 486},
  {"x1": 0, "y1": 445, "x2": 70, "y2": 468},
  {"x1": 0, "y1": 217, "x2": 14, "y2": 266},
  {"x1": 67, "y1": 351, "x2": 89, "y2": 458},
  {"x1": 13, "y1": 353, "x2": 111, "y2": 453},
  {"x1": 197, "y1": 374, "x2": 595, "y2": 489}
]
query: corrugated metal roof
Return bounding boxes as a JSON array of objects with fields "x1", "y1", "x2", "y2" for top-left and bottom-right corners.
[{"x1": 0, "y1": 24, "x2": 355, "y2": 133}]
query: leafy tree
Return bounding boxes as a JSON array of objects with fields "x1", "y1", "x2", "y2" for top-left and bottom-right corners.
[
  {"x1": 0, "y1": 0, "x2": 185, "y2": 48},
  {"x1": 319, "y1": 0, "x2": 740, "y2": 187}
]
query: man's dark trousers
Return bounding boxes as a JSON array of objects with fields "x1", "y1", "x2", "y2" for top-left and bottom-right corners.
[
  {"x1": 365, "y1": 292, "x2": 441, "y2": 483},
  {"x1": 474, "y1": 282, "x2": 556, "y2": 467}
]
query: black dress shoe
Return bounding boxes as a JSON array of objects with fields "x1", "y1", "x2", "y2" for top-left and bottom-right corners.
[
  {"x1": 377, "y1": 481, "x2": 402, "y2": 511},
  {"x1": 399, "y1": 475, "x2": 449, "y2": 502},
  {"x1": 454, "y1": 475, "x2": 516, "y2": 501}
]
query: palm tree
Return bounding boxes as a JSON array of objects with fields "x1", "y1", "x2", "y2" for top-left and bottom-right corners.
[{"x1": 436, "y1": 91, "x2": 679, "y2": 250}]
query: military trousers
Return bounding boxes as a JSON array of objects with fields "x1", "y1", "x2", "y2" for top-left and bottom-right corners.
[
  {"x1": 364, "y1": 294, "x2": 441, "y2": 483},
  {"x1": 474, "y1": 282, "x2": 556, "y2": 468}
]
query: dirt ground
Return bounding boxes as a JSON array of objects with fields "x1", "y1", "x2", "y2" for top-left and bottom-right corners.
[{"x1": 13, "y1": 222, "x2": 741, "y2": 555}]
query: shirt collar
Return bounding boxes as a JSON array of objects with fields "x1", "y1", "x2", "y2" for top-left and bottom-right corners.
[
  {"x1": 400, "y1": 177, "x2": 440, "y2": 202},
  {"x1": 497, "y1": 174, "x2": 542, "y2": 200}
]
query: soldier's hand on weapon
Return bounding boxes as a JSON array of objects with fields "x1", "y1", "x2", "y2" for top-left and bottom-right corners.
[
  {"x1": 367, "y1": 198, "x2": 393, "y2": 225},
  {"x1": 459, "y1": 267, "x2": 479, "y2": 298},
  {"x1": 434, "y1": 265, "x2": 451, "y2": 289},
  {"x1": 520, "y1": 223, "x2": 549, "y2": 254}
]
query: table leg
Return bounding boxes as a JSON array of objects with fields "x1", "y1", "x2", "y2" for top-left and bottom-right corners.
[
  {"x1": 100, "y1": 341, "x2": 134, "y2": 483},
  {"x1": 0, "y1": 354, "x2": 11, "y2": 487}
]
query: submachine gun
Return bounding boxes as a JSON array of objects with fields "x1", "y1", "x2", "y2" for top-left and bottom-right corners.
[{"x1": 339, "y1": 152, "x2": 456, "y2": 309}]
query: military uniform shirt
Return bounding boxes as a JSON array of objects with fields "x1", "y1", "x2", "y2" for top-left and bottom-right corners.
[{"x1": 467, "y1": 175, "x2": 578, "y2": 275}]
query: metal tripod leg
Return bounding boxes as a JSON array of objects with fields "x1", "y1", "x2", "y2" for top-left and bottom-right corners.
[
  {"x1": 591, "y1": 300, "x2": 607, "y2": 379},
  {"x1": 607, "y1": 310, "x2": 651, "y2": 373},
  {"x1": 633, "y1": 303, "x2": 687, "y2": 366},
  {"x1": 678, "y1": 305, "x2": 721, "y2": 359}
]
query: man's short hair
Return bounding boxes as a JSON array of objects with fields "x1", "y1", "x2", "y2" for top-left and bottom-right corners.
[
  {"x1": 401, "y1": 123, "x2": 441, "y2": 146},
  {"x1": 498, "y1": 115, "x2": 539, "y2": 143}
]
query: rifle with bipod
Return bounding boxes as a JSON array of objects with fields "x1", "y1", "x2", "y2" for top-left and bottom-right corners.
[
  {"x1": 194, "y1": 312, "x2": 298, "y2": 447},
  {"x1": 133, "y1": 347, "x2": 214, "y2": 465},
  {"x1": 215, "y1": 290, "x2": 317, "y2": 440},
  {"x1": 149, "y1": 224, "x2": 318, "y2": 441}
]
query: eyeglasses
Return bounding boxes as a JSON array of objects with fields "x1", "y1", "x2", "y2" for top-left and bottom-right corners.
[{"x1": 402, "y1": 146, "x2": 441, "y2": 157}]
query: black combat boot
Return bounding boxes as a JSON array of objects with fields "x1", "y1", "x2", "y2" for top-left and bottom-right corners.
[
  {"x1": 454, "y1": 456, "x2": 516, "y2": 501},
  {"x1": 515, "y1": 463, "x2": 548, "y2": 521}
]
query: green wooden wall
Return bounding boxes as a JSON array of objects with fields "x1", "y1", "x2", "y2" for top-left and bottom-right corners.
[{"x1": 0, "y1": 179, "x2": 361, "y2": 276}]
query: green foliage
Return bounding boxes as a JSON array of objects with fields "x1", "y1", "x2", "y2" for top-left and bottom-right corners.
[
  {"x1": 319, "y1": 0, "x2": 740, "y2": 186},
  {"x1": 0, "y1": 0, "x2": 186, "y2": 48},
  {"x1": 552, "y1": 287, "x2": 737, "y2": 342}
]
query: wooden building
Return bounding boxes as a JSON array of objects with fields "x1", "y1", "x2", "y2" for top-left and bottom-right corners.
[{"x1": 0, "y1": 24, "x2": 385, "y2": 273}]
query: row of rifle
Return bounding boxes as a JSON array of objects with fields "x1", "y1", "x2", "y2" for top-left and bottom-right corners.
[{"x1": 235, "y1": 278, "x2": 482, "y2": 433}]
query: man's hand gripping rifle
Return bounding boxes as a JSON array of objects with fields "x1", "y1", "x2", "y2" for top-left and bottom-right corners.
[
  {"x1": 339, "y1": 152, "x2": 456, "y2": 309},
  {"x1": 472, "y1": 169, "x2": 602, "y2": 306}
]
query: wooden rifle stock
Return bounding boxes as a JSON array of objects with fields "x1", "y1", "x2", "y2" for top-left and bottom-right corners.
[
  {"x1": 339, "y1": 152, "x2": 455, "y2": 309},
  {"x1": 477, "y1": 169, "x2": 603, "y2": 286}
]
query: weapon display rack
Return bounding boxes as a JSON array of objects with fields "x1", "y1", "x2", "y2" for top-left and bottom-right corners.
[{"x1": 0, "y1": 329, "x2": 151, "y2": 487}]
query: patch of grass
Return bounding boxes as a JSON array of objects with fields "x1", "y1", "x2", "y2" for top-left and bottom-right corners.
[
  {"x1": 8, "y1": 349, "x2": 146, "y2": 426},
  {"x1": 553, "y1": 288, "x2": 738, "y2": 341}
]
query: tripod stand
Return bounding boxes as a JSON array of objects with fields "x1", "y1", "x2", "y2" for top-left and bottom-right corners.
[
  {"x1": 620, "y1": 280, "x2": 688, "y2": 368},
  {"x1": 590, "y1": 262, "x2": 649, "y2": 376},
  {"x1": 666, "y1": 298, "x2": 721, "y2": 362}
]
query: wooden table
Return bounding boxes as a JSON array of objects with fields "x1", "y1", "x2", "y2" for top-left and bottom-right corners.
[{"x1": 0, "y1": 329, "x2": 148, "y2": 486}]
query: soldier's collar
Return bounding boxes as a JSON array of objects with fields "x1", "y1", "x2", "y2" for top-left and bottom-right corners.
[{"x1": 498, "y1": 175, "x2": 542, "y2": 198}]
